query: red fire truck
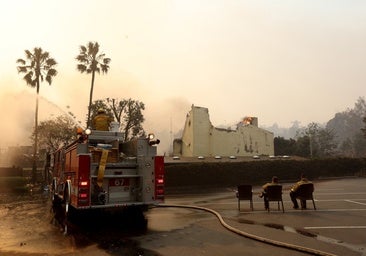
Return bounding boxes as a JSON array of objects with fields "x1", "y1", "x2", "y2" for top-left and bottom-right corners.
[{"x1": 50, "y1": 129, "x2": 164, "y2": 232}]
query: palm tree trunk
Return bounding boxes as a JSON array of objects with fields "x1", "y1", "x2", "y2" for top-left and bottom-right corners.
[
  {"x1": 87, "y1": 71, "x2": 96, "y2": 128},
  {"x1": 32, "y1": 81, "x2": 40, "y2": 183}
]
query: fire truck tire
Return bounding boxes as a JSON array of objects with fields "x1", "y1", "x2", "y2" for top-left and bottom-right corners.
[
  {"x1": 63, "y1": 180, "x2": 71, "y2": 206},
  {"x1": 62, "y1": 180, "x2": 72, "y2": 235},
  {"x1": 51, "y1": 178, "x2": 57, "y2": 200},
  {"x1": 123, "y1": 206, "x2": 148, "y2": 231}
]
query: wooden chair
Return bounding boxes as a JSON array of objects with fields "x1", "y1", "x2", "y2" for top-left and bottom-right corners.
[
  {"x1": 266, "y1": 185, "x2": 284, "y2": 213},
  {"x1": 237, "y1": 185, "x2": 253, "y2": 211},
  {"x1": 295, "y1": 183, "x2": 316, "y2": 210}
]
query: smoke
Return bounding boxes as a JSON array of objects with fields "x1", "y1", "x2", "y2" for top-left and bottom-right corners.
[
  {"x1": 143, "y1": 97, "x2": 191, "y2": 155},
  {"x1": 1, "y1": 90, "x2": 34, "y2": 147},
  {"x1": 0, "y1": 82, "x2": 193, "y2": 157},
  {"x1": 0, "y1": 88, "x2": 80, "y2": 147}
]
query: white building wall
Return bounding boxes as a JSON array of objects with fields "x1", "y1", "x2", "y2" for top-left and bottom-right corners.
[
  {"x1": 180, "y1": 112, "x2": 193, "y2": 156},
  {"x1": 177, "y1": 105, "x2": 274, "y2": 157},
  {"x1": 181, "y1": 106, "x2": 212, "y2": 157}
]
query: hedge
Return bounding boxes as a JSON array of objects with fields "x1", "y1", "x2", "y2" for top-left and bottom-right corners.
[{"x1": 164, "y1": 158, "x2": 366, "y2": 192}]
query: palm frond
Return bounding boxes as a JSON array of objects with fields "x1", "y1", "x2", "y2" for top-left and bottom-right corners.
[
  {"x1": 24, "y1": 72, "x2": 35, "y2": 87},
  {"x1": 97, "y1": 53, "x2": 106, "y2": 60},
  {"x1": 46, "y1": 75, "x2": 52, "y2": 85},
  {"x1": 17, "y1": 66, "x2": 28, "y2": 73},
  {"x1": 16, "y1": 59, "x2": 26, "y2": 65},
  {"x1": 80, "y1": 45, "x2": 87, "y2": 53},
  {"x1": 103, "y1": 58, "x2": 111, "y2": 65},
  {"x1": 100, "y1": 64, "x2": 109, "y2": 74},
  {"x1": 87, "y1": 42, "x2": 98, "y2": 56},
  {"x1": 77, "y1": 64, "x2": 87, "y2": 73},
  {"x1": 76, "y1": 55, "x2": 88, "y2": 63},
  {"x1": 18, "y1": 47, "x2": 58, "y2": 85},
  {"x1": 42, "y1": 51, "x2": 50, "y2": 60},
  {"x1": 46, "y1": 58, "x2": 57, "y2": 67},
  {"x1": 25, "y1": 50, "x2": 33, "y2": 60},
  {"x1": 47, "y1": 68, "x2": 57, "y2": 77}
]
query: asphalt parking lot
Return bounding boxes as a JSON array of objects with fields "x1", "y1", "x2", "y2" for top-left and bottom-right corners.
[
  {"x1": 0, "y1": 177, "x2": 365, "y2": 256},
  {"x1": 160, "y1": 177, "x2": 366, "y2": 256}
]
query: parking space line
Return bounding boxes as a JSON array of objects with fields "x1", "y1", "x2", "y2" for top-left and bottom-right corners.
[
  {"x1": 317, "y1": 198, "x2": 366, "y2": 201},
  {"x1": 304, "y1": 226, "x2": 366, "y2": 229},
  {"x1": 345, "y1": 199, "x2": 366, "y2": 206},
  {"x1": 314, "y1": 192, "x2": 366, "y2": 195}
]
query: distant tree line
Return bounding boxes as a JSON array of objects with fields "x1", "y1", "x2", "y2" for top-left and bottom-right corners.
[{"x1": 275, "y1": 97, "x2": 366, "y2": 158}]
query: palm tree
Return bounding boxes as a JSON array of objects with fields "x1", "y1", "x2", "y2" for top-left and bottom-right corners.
[
  {"x1": 76, "y1": 42, "x2": 111, "y2": 128},
  {"x1": 16, "y1": 47, "x2": 57, "y2": 183}
]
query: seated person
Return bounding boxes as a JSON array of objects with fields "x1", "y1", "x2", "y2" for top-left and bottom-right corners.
[
  {"x1": 290, "y1": 174, "x2": 312, "y2": 209},
  {"x1": 92, "y1": 108, "x2": 114, "y2": 131},
  {"x1": 259, "y1": 176, "x2": 280, "y2": 210}
]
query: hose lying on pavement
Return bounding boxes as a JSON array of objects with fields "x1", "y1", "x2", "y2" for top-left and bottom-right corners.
[{"x1": 156, "y1": 204, "x2": 337, "y2": 256}]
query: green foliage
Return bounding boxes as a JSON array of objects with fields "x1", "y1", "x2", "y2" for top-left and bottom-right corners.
[
  {"x1": 294, "y1": 135, "x2": 311, "y2": 157},
  {"x1": 33, "y1": 115, "x2": 78, "y2": 152},
  {"x1": 16, "y1": 47, "x2": 58, "y2": 88},
  {"x1": 275, "y1": 122, "x2": 337, "y2": 158},
  {"x1": 317, "y1": 128, "x2": 338, "y2": 157},
  {"x1": 353, "y1": 132, "x2": 366, "y2": 157},
  {"x1": 362, "y1": 117, "x2": 366, "y2": 137},
  {"x1": 327, "y1": 97, "x2": 366, "y2": 157},
  {"x1": 274, "y1": 97, "x2": 366, "y2": 158},
  {"x1": 165, "y1": 158, "x2": 366, "y2": 191},
  {"x1": 274, "y1": 137, "x2": 297, "y2": 156}
]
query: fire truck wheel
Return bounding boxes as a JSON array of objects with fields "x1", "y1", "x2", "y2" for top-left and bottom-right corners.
[
  {"x1": 51, "y1": 178, "x2": 57, "y2": 201},
  {"x1": 51, "y1": 178, "x2": 57, "y2": 193},
  {"x1": 62, "y1": 181, "x2": 73, "y2": 235},
  {"x1": 63, "y1": 181, "x2": 72, "y2": 206},
  {"x1": 123, "y1": 206, "x2": 148, "y2": 231}
]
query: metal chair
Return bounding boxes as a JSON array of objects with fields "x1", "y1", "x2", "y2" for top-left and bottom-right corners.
[
  {"x1": 295, "y1": 183, "x2": 316, "y2": 210},
  {"x1": 237, "y1": 185, "x2": 253, "y2": 211},
  {"x1": 266, "y1": 185, "x2": 284, "y2": 213}
]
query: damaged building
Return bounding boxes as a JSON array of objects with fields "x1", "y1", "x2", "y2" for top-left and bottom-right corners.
[{"x1": 173, "y1": 105, "x2": 274, "y2": 157}]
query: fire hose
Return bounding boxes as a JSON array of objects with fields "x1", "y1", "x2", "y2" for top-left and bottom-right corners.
[{"x1": 156, "y1": 203, "x2": 337, "y2": 256}]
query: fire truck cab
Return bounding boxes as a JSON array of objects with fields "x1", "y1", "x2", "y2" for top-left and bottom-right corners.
[{"x1": 51, "y1": 129, "x2": 164, "y2": 229}]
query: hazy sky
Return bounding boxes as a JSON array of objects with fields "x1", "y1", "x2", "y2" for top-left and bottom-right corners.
[{"x1": 1, "y1": 0, "x2": 366, "y2": 152}]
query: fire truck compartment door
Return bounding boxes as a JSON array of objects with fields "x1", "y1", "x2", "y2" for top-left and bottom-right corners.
[{"x1": 108, "y1": 178, "x2": 131, "y2": 202}]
